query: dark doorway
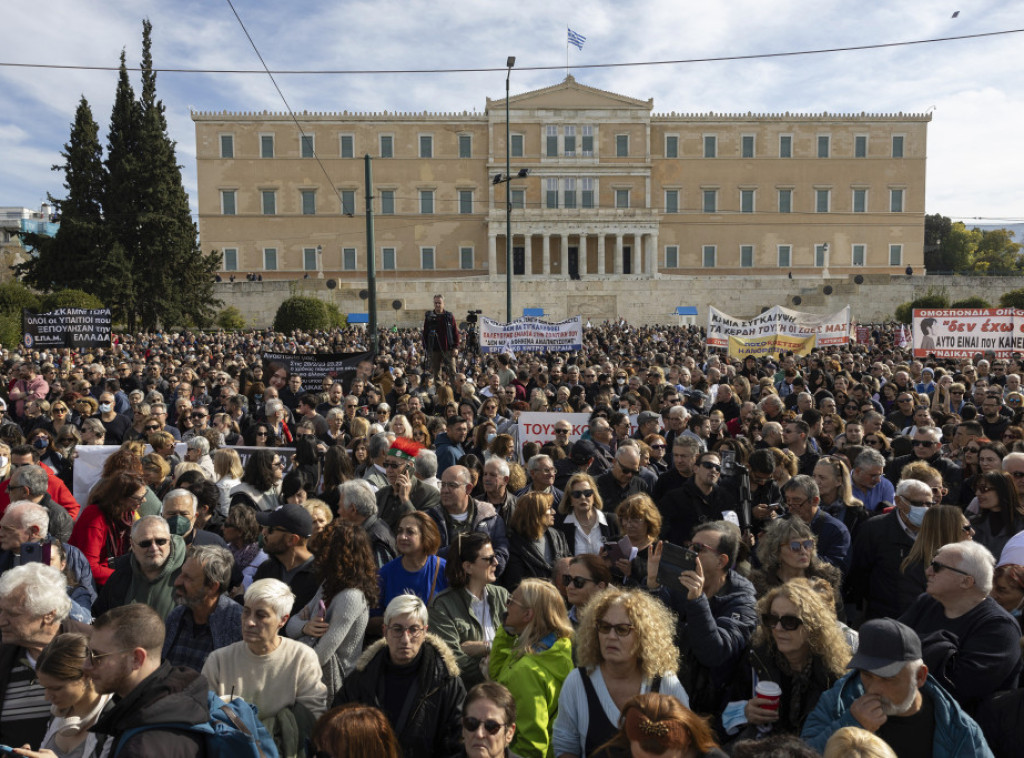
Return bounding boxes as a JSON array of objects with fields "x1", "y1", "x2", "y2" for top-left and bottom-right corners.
[
  {"x1": 568, "y1": 247, "x2": 580, "y2": 280},
  {"x1": 513, "y1": 246, "x2": 525, "y2": 275},
  {"x1": 622, "y1": 245, "x2": 632, "y2": 275}
]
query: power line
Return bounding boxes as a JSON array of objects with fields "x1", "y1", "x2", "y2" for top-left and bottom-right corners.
[{"x1": 1, "y1": 28, "x2": 1021, "y2": 76}]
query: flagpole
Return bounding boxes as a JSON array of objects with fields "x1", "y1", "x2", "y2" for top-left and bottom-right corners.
[{"x1": 566, "y1": 24, "x2": 569, "y2": 77}]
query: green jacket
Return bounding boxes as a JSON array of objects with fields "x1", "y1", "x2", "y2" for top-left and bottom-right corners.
[
  {"x1": 429, "y1": 584, "x2": 509, "y2": 687},
  {"x1": 489, "y1": 625, "x2": 573, "y2": 758}
]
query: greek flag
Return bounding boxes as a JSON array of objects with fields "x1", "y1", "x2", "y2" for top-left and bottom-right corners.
[{"x1": 567, "y1": 28, "x2": 586, "y2": 50}]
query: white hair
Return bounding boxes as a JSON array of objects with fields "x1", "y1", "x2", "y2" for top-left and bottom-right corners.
[
  {"x1": 485, "y1": 458, "x2": 510, "y2": 477},
  {"x1": 0, "y1": 563, "x2": 70, "y2": 620},
  {"x1": 383, "y1": 593, "x2": 428, "y2": 627},
  {"x1": 4, "y1": 501, "x2": 49, "y2": 537},
  {"x1": 245, "y1": 578, "x2": 295, "y2": 619},
  {"x1": 163, "y1": 488, "x2": 199, "y2": 515},
  {"x1": 187, "y1": 436, "x2": 210, "y2": 455},
  {"x1": 895, "y1": 478, "x2": 932, "y2": 500},
  {"x1": 940, "y1": 541, "x2": 995, "y2": 594}
]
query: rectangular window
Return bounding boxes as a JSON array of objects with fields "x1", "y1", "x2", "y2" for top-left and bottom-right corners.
[
  {"x1": 341, "y1": 190, "x2": 355, "y2": 215},
  {"x1": 220, "y1": 190, "x2": 236, "y2": 215},
  {"x1": 546, "y1": 178, "x2": 558, "y2": 209},
  {"x1": 343, "y1": 248, "x2": 356, "y2": 270},
  {"x1": 460, "y1": 247, "x2": 474, "y2": 270},
  {"x1": 703, "y1": 135, "x2": 717, "y2": 158},
  {"x1": 816, "y1": 189, "x2": 830, "y2": 213},
  {"x1": 702, "y1": 245, "x2": 716, "y2": 268},
  {"x1": 740, "y1": 189, "x2": 754, "y2": 213},
  {"x1": 563, "y1": 126, "x2": 576, "y2": 156},
  {"x1": 703, "y1": 189, "x2": 717, "y2": 213},
  {"x1": 263, "y1": 248, "x2": 277, "y2": 270},
  {"x1": 223, "y1": 248, "x2": 238, "y2": 271},
  {"x1": 892, "y1": 135, "x2": 904, "y2": 158},
  {"x1": 889, "y1": 244, "x2": 903, "y2": 266},
  {"x1": 665, "y1": 135, "x2": 679, "y2": 158},
  {"x1": 303, "y1": 247, "x2": 318, "y2": 271},
  {"x1": 740, "y1": 245, "x2": 754, "y2": 268},
  {"x1": 301, "y1": 190, "x2": 316, "y2": 215},
  {"x1": 260, "y1": 135, "x2": 274, "y2": 158},
  {"x1": 815, "y1": 244, "x2": 828, "y2": 267},
  {"x1": 546, "y1": 126, "x2": 558, "y2": 157},
  {"x1": 380, "y1": 190, "x2": 395, "y2": 215},
  {"x1": 581, "y1": 178, "x2": 595, "y2": 209},
  {"x1": 220, "y1": 134, "x2": 234, "y2": 159},
  {"x1": 582, "y1": 126, "x2": 594, "y2": 156},
  {"x1": 742, "y1": 135, "x2": 755, "y2": 158},
  {"x1": 511, "y1": 189, "x2": 525, "y2": 210},
  {"x1": 779, "y1": 135, "x2": 792, "y2": 158},
  {"x1": 778, "y1": 189, "x2": 792, "y2": 213},
  {"x1": 380, "y1": 135, "x2": 393, "y2": 158},
  {"x1": 421, "y1": 247, "x2": 435, "y2": 270},
  {"x1": 381, "y1": 247, "x2": 396, "y2": 270},
  {"x1": 511, "y1": 133, "x2": 524, "y2": 158},
  {"x1": 616, "y1": 134, "x2": 629, "y2": 157},
  {"x1": 778, "y1": 245, "x2": 792, "y2": 268},
  {"x1": 458, "y1": 134, "x2": 472, "y2": 158},
  {"x1": 563, "y1": 178, "x2": 576, "y2": 209},
  {"x1": 852, "y1": 244, "x2": 866, "y2": 267},
  {"x1": 261, "y1": 190, "x2": 276, "y2": 215},
  {"x1": 890, "y1": 189, "x2": 904, "y2": 213},
  {"x1": 459, "y1": 190, "x2": 473, "y2": 214},
  {"x1": 853, "y1": 189, "x2": 867, "y2": 213},
  {"x1": 615, "y1": 189, "x2": 630, "y2": 209},
  {"x1": 665, "y1": 245, "x2": 679, "y2": 268},
  {"x1": 301, "y1": 134, "x2": 315, "y2": 158},
  {"x1": 419, "y1": 135, "x2": 433, "y2": 158},
  {"x1": 817, "y1": 135, "x2": 830, "y2": 158},
  {"x1": 855, "y1": 135, "x2": 867, "y2": 158},
  {"x1": 419, "y1": 190, "x2": 434, "y2": 214},
  {"x1": 665, "y1": 190, "x2": 679, "y2": 214},
  {"x1": 340, "y1": 134, "x2": 354, "y2": 158}
]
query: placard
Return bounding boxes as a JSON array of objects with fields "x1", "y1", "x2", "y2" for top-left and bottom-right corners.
[
  {"x1": 23, "y1": 308, "x2": 111, "y2": 348},
  {"x1": 479, "y1": 316, "x2": 583, "y2": 354}
]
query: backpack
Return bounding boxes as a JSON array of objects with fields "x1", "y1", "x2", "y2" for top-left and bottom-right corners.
[{"x1": 114, "y1": 690, "x2": 279, "y2": 758}]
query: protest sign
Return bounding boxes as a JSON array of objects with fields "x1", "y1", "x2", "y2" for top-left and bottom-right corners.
[
  {"x1": 23, "y1": 308, "x2": 111, "y2": 349},
  {"x1": 913, "y1": 308, "x2": 1024, "y2": 358},
  {"x1": 479, "y1": 316, "x2": 583, "y2": 354},
  {"x1": 262, "y1": 351, "x2": 374, "y2": 395},
  {"x1": 707, "y1": 305, "x2": 851, "y2": 350},
  {"x1": 727, "y1": 334, "x2": 816, "y2": 359}
]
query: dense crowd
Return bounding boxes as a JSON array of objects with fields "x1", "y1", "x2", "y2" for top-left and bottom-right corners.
[{"x1": 0, "y1": 310, "x2": 1022, "y2": 758}]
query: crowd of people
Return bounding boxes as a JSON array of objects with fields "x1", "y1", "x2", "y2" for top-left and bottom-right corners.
[{"x1": 1, "y1": 309, "x2": 1023, "y2": 757}]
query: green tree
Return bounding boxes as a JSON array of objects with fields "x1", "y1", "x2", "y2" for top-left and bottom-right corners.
[
  {"x1": 40, "y1": 289, "x2": 106, "y2": 312},
  {"x1": 0, "y1": 314, "x2": 22, "y2": 350},
  {"x1": 950, "y1": 296, "x2": 991, "y2": 309},
  {"x1": 0, "y1": 281, "x2": 42, "y2": 316},
  {"x1": 894, "y1": 289, "x2": 949, "y2": 324},
  {"x1": 273, "y1": 296, "x2": 332, "y2": 332},
  {"x1": 924, "y1": 213, "x2": 952, "y2": 271},
  {"x1": 972, "y1": 228, "x2": 1023, "y2": 275},
  {"x1": 215, "y1": 306, "x2": 246, "y2": 330},
  {"x1": 999, "y1": 289, "x2": 1024, "y2": 309}
]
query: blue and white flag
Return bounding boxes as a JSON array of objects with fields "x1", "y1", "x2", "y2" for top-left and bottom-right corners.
[{"x1": 567, "y1": 27, "x2": 586, "y2": 50}]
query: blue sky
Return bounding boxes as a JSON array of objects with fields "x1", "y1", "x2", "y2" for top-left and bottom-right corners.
[{"x1": 2, "y1": 0, "x2": 1022, "y2": 224}]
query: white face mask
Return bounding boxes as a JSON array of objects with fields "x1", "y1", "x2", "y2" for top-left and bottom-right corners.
[{"x1": 0, "y1": 456, "x2": 7, "y2": 469}]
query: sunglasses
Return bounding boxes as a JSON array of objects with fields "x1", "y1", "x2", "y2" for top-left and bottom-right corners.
[
  {"x1": 618, "y1": 466, "x2": 640, "y2": 476},
  {"x1": 962, "y1": 523, "x2": 976, "y2": 535},
  {"x1": 563, "y1": 575, "x2": 595, "y2": 589},
  {"x1": 930, "y1": 560, "x2": 970, "y2": 576},
  {"x1": 700, "y1": 461, "x2": 722, "y2": 472},
  {"x1": 571, "y1": 489, "x2": 594, "y2": 499},
  {"x1": 788, "y1": 539, "x2": 815, "y2": 553},
  {"x1": 965, "y1": 447, "x2": 980, "y2": 454},
  {"x1": 762, "y1": 613, "x2": 803, "y2": 631},
  {"x1": 144, "y1": 425, "x2": 160, "y2": 431},
  {"x1": 596, "y1": 620, "x2": 635, "y2": 636},
  {"x1": 911, "y1": 440, "x2": 936, "y2": 448},
  {"x1": 135, "y1": 537, "x2": 169, "y2": 548},
  {"x1": 463, "y1": 717, "x2": 505, "y2": 735}
]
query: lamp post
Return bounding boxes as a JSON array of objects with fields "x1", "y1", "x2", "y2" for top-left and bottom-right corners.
[
  {"x1": 505, "y1": 56, "x2": 515, "y2": 322},
  {"x1": 315, "y1": 244, "x2": 323, "y2": 279}
]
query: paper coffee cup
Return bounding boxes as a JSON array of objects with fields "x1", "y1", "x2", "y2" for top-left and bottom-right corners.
[{"x1": 755, "y1": 681, "x2": 782, "y2": 711}]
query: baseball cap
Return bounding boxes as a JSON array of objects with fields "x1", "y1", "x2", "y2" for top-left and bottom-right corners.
[
  {"x1": 255, "y1": 504, "x2": 313, "y2": 539},
  {"x1": 847, "y1": 619, "x2": 922, "y2": 677},
  {"x1": 570, "y1": 439, "x2": 598, "y2": 465}
]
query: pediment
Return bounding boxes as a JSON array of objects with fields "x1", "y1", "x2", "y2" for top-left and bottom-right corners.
[{"x1": 486, "y1": 75, "x2": 653, "y2": 113}]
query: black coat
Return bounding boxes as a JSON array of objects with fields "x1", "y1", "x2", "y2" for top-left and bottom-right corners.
[
  {"x1": 554, "y1": 512, "x2": 621, "y2": 554},
  {"x1": 335, "y1": 634, "x2": 465, "y2": 758},
  {"x1": 501, "y1": 528, "x2": 571, "y2": 590},
  {"x1": 848, "y1": 510, "x2": 924, "y2": 620}
]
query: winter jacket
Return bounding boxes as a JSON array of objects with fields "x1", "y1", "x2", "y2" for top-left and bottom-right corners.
[
  {"x1": 376, "y1": 477, "x2": 441, "y2": 531},
  {"x1": 429, "y1": 584, "x2": 510, "y2": 687},
  {"x1": 848, "y1": 509, "x2": 924, "y2": 620},
  {"x1": 801, "y1": 671, "x2": 994, "y2": 757},
  {"x1": 334, "y1": 633, "x2": 466, "y2": 758},
  {"x1": 434, "y1": 433, "x2": 466, "y2": 476},
  {"x1": 228, "y1": 482, "x2": 280, "y2": 512},
  {"x1": 163, "y1": 593, "x2": 244, "y2": 668},
  {"x1": 93, "y1": 535, "x2": 187, "y2": 619},
  {"x1": 68, "y1": 503, "x2": 134, "y2": 586},
  {"x1": 501, "y1": 528, "x2": 571, "y2": 591},
  {"x1": 427, "y1": 498, "x2": 511, "y2": 576},
  {"x1": 0, "y1": 461, "x2": 80, "y2": 520},
  {"x1": 489, "y1": 625, "x2": 574, "y2": 758},
  {"x1": 92, "y1": 663, "x2": 210, "y2": 758}
]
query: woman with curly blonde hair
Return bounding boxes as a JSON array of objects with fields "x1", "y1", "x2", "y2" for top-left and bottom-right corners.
[
  {"x1": 750, "y1": 517, "x2": 842, "y2": 609},
  {"x1": 723, "y1": 578, "x2": 851, "y2": 740},
  {"x1": 553, "y1": 587, "x2": 690, "y2": 757}
]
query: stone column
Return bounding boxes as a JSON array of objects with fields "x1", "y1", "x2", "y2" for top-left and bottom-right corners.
[
  {"x1": 647, "y1": 231, "x2": 659, "y2": 277},
  {"x1": 614, "y1": 234, "x2": 624, "y2": 275},
  {"x1": 560, "y1": 234, "x2": 570, "y2": 278},
  {"x1": 488, "y1": 233, "x2": 497, "y2": 280},
  {"x1": 597, "y1": 234, "x2": 606, "y2": 275},
  {"x1": 541, "y1": 234, "x2": 550, "y2": 276},
  {"x1": 632, "y1": 234, "x2": 641, "y2": 276},
  {"x1": 523, "y1": 235, "x2": 533, "y2": 277}
]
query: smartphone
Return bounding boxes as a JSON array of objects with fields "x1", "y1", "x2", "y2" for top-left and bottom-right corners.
[
  {"x1": 657, "y1": 542, "x2": 699, "y2": 593},
  {"x1": 0, "y1": 746, "x2": 18, "y2": 756},
  {"x1": 720, "y1": 449, "x2": 737, "y2": 477},
  {"x1": 20, "y1": 542, "x2": 52, "y2": 564},
  {"x1": 317, "y1": 600, "x2": 327, "y2": 620}
]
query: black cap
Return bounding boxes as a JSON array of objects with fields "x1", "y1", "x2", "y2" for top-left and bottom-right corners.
[
  {"x1": 847, "y1": 619, "x2": 922, "y2": 677},
  {"x1": 255, "y1": 504, "x2": 313, "y2": 539},
  {"x1": 571, "y1": 439, "x2": 598, "y2": 465}
]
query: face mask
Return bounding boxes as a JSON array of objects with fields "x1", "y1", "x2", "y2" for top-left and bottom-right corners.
[
  {"x1": 166, "y1": 515, "x2": 191, "y2": 537},
  {"x1": 486, "y1": 432, "x2": 497, "y2": 443},
  {"x1": 616, "y1": 379, "x2": 626, "y2": 385},
  {"x1": 907, "y1": 505, "x2": 928, "y2": 527},
  {"x1": 33, "y1": 437, "x2": 49, "y2": 450},
  {"x1": 0, "y1": 456, "x2": 8, "y2": 469},
  {"x1": 99, "y1": 403, "x2": 112, "y2": 413}
]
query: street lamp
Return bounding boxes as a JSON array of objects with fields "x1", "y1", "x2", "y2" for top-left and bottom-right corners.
[
  {"x1": 315, "y1": 244, "x2": 323, "y2": 279},
  {"x1": 505, "y1": 56, "x2": 515, "y2": 322}
]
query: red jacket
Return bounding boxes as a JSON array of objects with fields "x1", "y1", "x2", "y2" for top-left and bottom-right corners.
[
  {"x1": 0, "y1": 463, "x2": 80, "y2": 520},
  {"x1": 68, "y1": 503, "x2": 133, "y2": 586}
]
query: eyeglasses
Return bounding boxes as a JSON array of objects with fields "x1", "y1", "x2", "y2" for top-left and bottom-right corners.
[
  {"x1": 688, "y1": 540, "x2": 717, "y2": 555},
  {"x1": 383, "y1": 461, "x2": 404, "y2": 470},
  {"x1": 911, "y1": 440, "x2": 936, "y2": 448},
  {"x1": 962, "y1": 523, "x2": 976, "y2": 535},
  {"x1": 699, "y1": 461, "x2": 722, "y2": 472},
  {"x1": 476, "y1": 554, "x2": 500, "y2": 565},
  {"x1": 596, "y1": 620, "x2": 635, "y2": 636},
  {"x1": 571, "y1": 489, "x2": 594, "y2": 499},
  {"x1": 272, "y1": 460, "x2": 285, "y2": 468},
  {"x1": 788, "y1": 539, "x2": 815, "y2": 553},
  {"x1": 930, "y1": 560, "x2": 971, "y2": 576},
  {"x1": 135, "y1": 537, "x2": 169, "y2": 548},
  {"x1": 784, "y1": 498, "x2": 809, "y2": 510},
  {"x1": 85, "y1": 647, "x2": 134, "y2": 664},
  {"x1": 563, "y1": 575, "x2": 596, "y2": 589},
  {"x1": 387, "y1": 624, "x2": 425, "y2": 638},
  {"x1": 761, "y1": 613, "x2": 804, "y2": 631},
  {"x1": 126, "y1": 493, "x2": 145, "y2": 504},
  {"x1": 463, "y1": 717, "x2": 505, "y2": 735},
  {"x1": 965, "y1": 447, "x2": 981, "y2": 454}
]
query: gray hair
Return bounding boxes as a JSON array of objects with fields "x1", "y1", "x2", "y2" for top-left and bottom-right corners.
[
  {"x1": 783, "y1": 474, "x2": 820, "y2": 502},
  {"x1": 186, "y1": 544, "x2": 234, "y2": 594},
  {"x1": 265, "y1": 399, "x2": 284, "y2": 417},
  {"x1": 10, "y1": 465, "x2": 49, "y2": 498},
  {"x1": 615, "y1": 445, "x2": 640, "y2": 464},
  {"x1": 485, "y1": 457, "x2": 510, "y2": 477},
  {"x1": 0, "y1": 562, "x2": 70, "y2": 620},
  {"x1": 527, "y1": 454, "x2": 554, "y2": 474},
  {"x1": 1003, "y1": 452, "x2": 1024, "y2": 472},
  {"x1": 415, "y1": 449, "x2": 438, "y2": 479},
  {"x1": 81, "y1": 418, "x2": 105, "y2": 437},
  {"x1": 914, "y1": 426, "x2": 942, "y2": 443},
  {"x1": 326, "y1": 407, "x2": 345, "y2": 422},
  {"x1": 895, "y1": 478, "x2": 933, "y2": 500},
  {"x1": 187, "y1": 436, "x2": 210, "y2": 455},
  {"x1": 345, "y1": 395, "x2": 359, "y2": 406},
  {"x1": 854, "y1": 448, "x2": 887, "y2": 470},
  {"x1": 4, "y1": 501, "x2": 49, "y2": 537},
  {"x1": 383, "y1": 593, "x2": 429, "y2": 626},
  {"x1": 940, "y1": 541, "x2": 995, "y2": 594},
  {"x1": 132, "y1": 514, "x2": 171, "y2": 539},
  {"x1": 368, "y1": 432, "x2": 392, "y2": 459},
  {"x1": 245, "y1": 578, "x2": 295, "y2": 619},
  {"x1": 761, "y1": 421, "x2": 783, "y2": 438},
  {"x1": 163, "y1": 488, "x2": 199, "y2": 515},
  {"x1": 673, "y1": 434, "x2": 701, "y2": 452},
  {"x1": 339, "y1": 479, "x2": 377, "y2": 518}
]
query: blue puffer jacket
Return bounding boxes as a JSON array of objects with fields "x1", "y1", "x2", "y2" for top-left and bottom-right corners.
[{"x1": 801, "y1": 671, "x2": 993, "y2": 757}]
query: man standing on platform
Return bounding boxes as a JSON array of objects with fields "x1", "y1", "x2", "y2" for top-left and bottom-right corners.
[{"x1": 423, "y1": 294, "x2": 460, "y2": 383}]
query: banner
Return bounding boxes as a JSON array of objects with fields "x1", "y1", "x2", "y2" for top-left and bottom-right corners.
[
  {"x1": 707, "y1": 305, "x2": 851, "y2": 350},
  {"x1": 479, "y1": 316, "x2": 583, "y2": 354},
  {"x1": 728, "y1": 334, "x2": 816, "y2": 359},
  {"x1": 262, "y1": 351, "x2": 374, "y2": 395},
  {"x1": 517, "y1": 411, "x2": 658, "y2": 453},
  {"x1": 23, "y1": 308, "x2": 111, "y2": 349},
  {"x1": 855, "y1": 325, "x2": 871, "y2": 344},
  {"x1": 913, "y1": 308, "x2": 1024, "y2": 358}
]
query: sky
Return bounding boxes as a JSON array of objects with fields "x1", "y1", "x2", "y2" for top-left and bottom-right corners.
[{"x1": 2, "y1": 0, "x2": 1022, "y2": 226}]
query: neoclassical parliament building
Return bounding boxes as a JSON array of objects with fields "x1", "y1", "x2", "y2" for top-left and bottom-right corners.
[{"x1": 192, "y1": 76, "x2": 928, "y2": 283}]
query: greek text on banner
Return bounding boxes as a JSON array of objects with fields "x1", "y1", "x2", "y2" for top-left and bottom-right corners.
[
  {"x1": 728, "y1": 334, "x2": 816, "y2": 359},
  {"x1": 707, "y1": 305, "x2": 850, "y2": 349},
  {"x1": 479, "y1": 316, "x2": 583, "y2": 354},
  {"x1": 913, "y1": 308, "x2": 1024, "y2": 358}
]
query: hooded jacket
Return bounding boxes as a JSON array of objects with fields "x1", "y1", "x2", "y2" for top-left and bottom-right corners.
[
  {"x1": 93, "y1": 535, "x2": 187, "y2": 620},
  {"x1": 334, "y1": 633, "x2": 465, "y2": 758},
  {"x1": 93, "y1": 663, "x2": 210, "y2": 758},
  {"x1": 427, "y1": 498, "x2": 511, "y2": 576}
]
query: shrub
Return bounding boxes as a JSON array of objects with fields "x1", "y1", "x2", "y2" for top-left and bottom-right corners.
[
  {"x1": 894, "y1": 290, "x2": 950, "y2": 324},
  {"x1": 999, "y1": 289, "x2": 1024, "y2": 309},
  {"x1": 39, "y1": 289, "x2": 105, "y2": 312},
  {"x1": 215, "y1": 306, "x2": 246, "y2": 331},
  {"x1": 324, "y1": 302, "x2": 347, "y2": 329},
  {"x1": 950, "y1": 296, "x2": 991, "y2": 309},
  {"x1": 273, "y1": 296, "x2": 331, "y2": 333},
  {"x1": 0, "y1": 280, "x2": 41, "y2": 317},
  {"x1": 0, "y1": 313, "x2": 22, "y2": 349}
]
